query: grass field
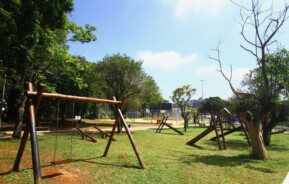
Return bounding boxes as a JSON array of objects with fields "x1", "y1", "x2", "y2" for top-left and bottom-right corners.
[{"x1": 0, "y1": 128, "x2": 288, "y2": 184}]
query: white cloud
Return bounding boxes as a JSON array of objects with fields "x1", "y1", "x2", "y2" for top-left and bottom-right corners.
[
  {"x1": 232, "y1": 67, "x2": 250, "y2": 80},
  {"x1": 162, "y1": 0, "x2": 229, "y2": 21},
  {"x1": 137, "y1": 50, "x2": 197, "y2": 70},
  {"x1": 197, "y1": 65, "x2": 217, "y2": 74}
]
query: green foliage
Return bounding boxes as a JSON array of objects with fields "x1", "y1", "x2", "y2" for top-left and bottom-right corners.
[
  {"x1": 198, "y1": 97, "x2": 228, "y2": 113},
  {"x1": 171, "y1": 85, "x2": 196, "y2": 130},
  {"x1": 242, "y1": 49, "x2": 289, "y2": 101},
  {"x1": 88, "y1": 54, "x2": 165, "y2": 112},
  {"x1": 171, "y1": 85, "x2": 196, "y2": 108},
  {"x1": 68, "y1": 22, "x2": 97, "y2": 43}
]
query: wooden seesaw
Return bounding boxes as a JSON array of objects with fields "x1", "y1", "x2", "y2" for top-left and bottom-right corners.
[{"x1": 156, "y1": 116, "x2": 184, "y2": 135}]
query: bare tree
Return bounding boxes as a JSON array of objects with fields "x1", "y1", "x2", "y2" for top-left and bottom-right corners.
[{"x1": 209, "y1": 0, "x2": 289, "y2": 160}]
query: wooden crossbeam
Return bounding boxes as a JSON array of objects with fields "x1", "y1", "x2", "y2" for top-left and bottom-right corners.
[{"x1": 27, "y1": 91, "x2": 121, "y2": 105}]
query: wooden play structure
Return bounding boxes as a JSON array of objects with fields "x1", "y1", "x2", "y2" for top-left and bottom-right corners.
[
  {"x1": 187, "y1": 112, "x2": 227, "y2": 150},
  {"x1": 12, "y1": 83, "x2": 145, "y2": 184},
  {"x1": 156, "y1": 116, "x2": 184, "y2": 135},
  {"x1": 210, "y1": 116, "x2": 251, "y2": 146},
  {"x1": 74, "y1": 120, "x2": 116, "y2": 142}
]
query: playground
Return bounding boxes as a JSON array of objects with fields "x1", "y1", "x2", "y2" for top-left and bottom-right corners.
[{"x1": 0, "y1": 128, "x2": 288, "y2": 184}]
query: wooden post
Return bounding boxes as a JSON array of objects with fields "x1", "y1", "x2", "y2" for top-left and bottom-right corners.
[
  {"x1": 103, "y1": 97, "x2": 121, "y2": 157},
  {"x1": 13, "y1": 84, "x2": 43, "y2": 171},
  {"x1": 103, "y1": 97, "x2": 145, "y2": 169},
  {"x1": 13, "y1": 83, "x2": 44, "y2": 184},
  {"x1": 117, "y1": 106, "x2": 146, "y2": 169}
]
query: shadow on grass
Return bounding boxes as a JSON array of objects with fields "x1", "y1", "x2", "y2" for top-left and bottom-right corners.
[
  {"x1": 41, "y1": 156, "x2": 141, "y2": 170},
  {"x1": 177, "y1": 153, "x2": 252, "y2": 167},
  {"x1": 156, "y1": 132, "x2": 183, "y2": 136},
  {"x1": 267, "y1": 144, "x2": 289, "y2": 152},
  {"x1": 186, "y1": 144, "x2": 205, "y2": 150},
  {"x1": 42, "y1": 173, "x2": 63, "y2": 179},
  {"x1": 205, "y1": 139, "x2": 249, "y2": 151},
  {"x1": 0, "y1": 138, "x2": 19, "y2": 142},
  {"x1": 0, "y1": 170, "x2": 13, "y2": 176},
  {"x1": 244, "y1": 165, "x2": 274, "y2": 173},
  {"x1": 177, "y1": 153, "x2": 275, "y2": 173}
]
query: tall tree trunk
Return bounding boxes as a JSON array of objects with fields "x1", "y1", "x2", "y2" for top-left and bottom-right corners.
[
  {"x1": 183, "y1": 116, "x2": 189, "y2": 131},
  {"x1": 239, "y1": 112, "x2": 268, "y2": 160},
  {"x1": 12, "y1": 93, "x2": 27, "y2": 138},
  {"x1": 263, "y1": 128, "x2": 271, "y2": 147}
]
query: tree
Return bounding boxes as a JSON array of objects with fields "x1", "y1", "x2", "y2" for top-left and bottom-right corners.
[
  {"x1": 242, "y1": 49, "x2": 289, "y2": 146},
  {"x1": 91, "y1": 54, "x2": 151, "y2": 132},
  {"x1": 171, "y1": 85, "x2": 196, "y2": 131},
  {"x1": 0, "y1": 1, "x2": 96, "y2": 138},
  {"x1": 198, "y1": 97, "x2": 228, "y2": 114},
  {"x1": 140, "y1": 76, "x2": 166, "y2": 115},
  {"x1": 209, "y1": 0, "x2": 289, "y2": 160}
]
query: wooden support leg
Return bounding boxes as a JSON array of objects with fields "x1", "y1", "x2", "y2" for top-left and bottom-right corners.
[
  {"x1": 13, "y1": 83, "x2": 44, "y2": 184},
  {"x1": 117, "y1": 108, "x2": 145, "y2": 169},
  {"x1": 27, "y1": 98, "x2": 42, "y2": 184},
  {"x1": 13, "y1": 125, "x2": 30, "y2": 171},
  {"x1": 156, "y1": 117, "x2": 165, "y2": 133},
  {"x1": 103, "y1": 117, "x2": 118, "y2": 157}
]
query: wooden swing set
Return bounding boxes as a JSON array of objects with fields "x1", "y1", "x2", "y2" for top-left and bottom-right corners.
[{"x1": 12, "y1": 83, "x2": 145, "y2": 184}]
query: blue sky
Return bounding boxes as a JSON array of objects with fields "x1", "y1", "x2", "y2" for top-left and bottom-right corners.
[{"x1": 68, "y1": 0, "x2": 289, "y2": 101}]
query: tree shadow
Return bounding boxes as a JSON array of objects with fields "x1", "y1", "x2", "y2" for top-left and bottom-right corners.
[
  {"x1": 178, "y1": 153, "x2": 252, "y2": 167},
  {"x1": 244, "y1": 165, "x2": 274, "y2": 173},
  {"x1": 267, "y1": 144, "x2": 289, "y2": 152},
  {"x1": 205, "y1": 139, "x2": 249, "y2": 151}
]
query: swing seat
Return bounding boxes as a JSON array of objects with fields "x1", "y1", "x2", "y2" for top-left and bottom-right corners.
[{"x1": 51, "y1": 159, "x2": 73, "y2": 165}]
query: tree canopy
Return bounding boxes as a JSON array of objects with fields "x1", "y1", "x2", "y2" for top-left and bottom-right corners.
[
  {"x1": 198, "y1": 97, "x2": 228, "y2": 114},
  {"x1": 171, "y1": 85, "x2": 196, "y2": 131}
]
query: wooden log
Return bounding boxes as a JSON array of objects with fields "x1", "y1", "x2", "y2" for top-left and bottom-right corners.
[
  {"x1": 27, "y1": 91, "x2": 121, "y2": 105},
  {"x1": 210, "y1": 126, "x2": 243, "y2": 141},
  {"x1": 162, "y1": 122, "x2": 184, "y2": 135},
  {"x1": 156, "y1": 117, "x2": 166, "y2": 133},
  {"x1": 13, "y1": 83, "x2": 44, "y2": 181},
  {"x1": 27, "y1": 83, "x2": 43, "y2": 184},
  {"x1": 186, "y1": 126, "x2": 215, "y2": 145},
  {"x1": 103, "y1": 97, "x2": 122, "y2": 157},
  {"x1": 92, "y1": 125, "x2": 116, "y2": 141},
  {"x1": 117, "y1": 107, "x2": 146, "y2": 169},
  {"x1": 74, "y1": 126, "x2": 97, "y2": 142}
]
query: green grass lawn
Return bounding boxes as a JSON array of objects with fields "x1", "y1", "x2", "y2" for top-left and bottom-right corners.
[{"x1": 0, "y1": 128, "x2": 288, "y2": 184}]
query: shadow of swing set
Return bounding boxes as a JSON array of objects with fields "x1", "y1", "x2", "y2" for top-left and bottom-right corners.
[{"x1": 12, "y1": 83, "x2": 145, "y2": 184}]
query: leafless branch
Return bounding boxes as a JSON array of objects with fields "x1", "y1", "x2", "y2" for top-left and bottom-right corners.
[{"x1": 208, "y1": 41, "x2": 241, "y2": 99}]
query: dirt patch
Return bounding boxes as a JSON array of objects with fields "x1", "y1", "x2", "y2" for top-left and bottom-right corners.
[
  {"x1": 42, "y1": 167, "x2": 90, "y2": 184},
  {"x1": 118, "y1": 154, "x2": 128, "y2": 159}
]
